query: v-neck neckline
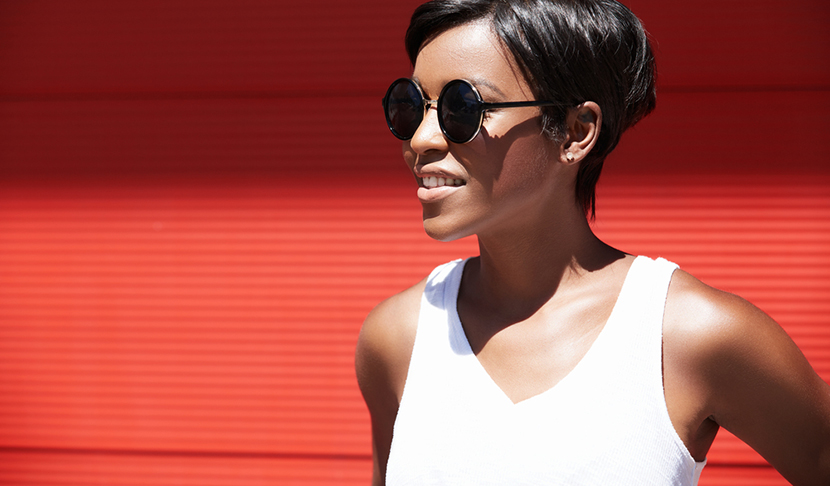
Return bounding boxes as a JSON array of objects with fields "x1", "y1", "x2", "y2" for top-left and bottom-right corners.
[{"x1": 448, "y1": 256, "x2": 641, "y2": 406}]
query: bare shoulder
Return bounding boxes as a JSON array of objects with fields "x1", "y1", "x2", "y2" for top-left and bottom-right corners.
[
  {"x1": 356, "y1": 277, "x2": 426, "y2": 404},
  {"x1": 663, "y1": 269, "x2": 795, "y2": 366},
  {"x1": 355, "y1": 277, "x2": 427, "y2": 484},
  {"x1": 662, "y1": 269, "x2": 824, "y2": 384},
  {"x1": 664, "y1": 269, "x2": 830, "y2": 485}
]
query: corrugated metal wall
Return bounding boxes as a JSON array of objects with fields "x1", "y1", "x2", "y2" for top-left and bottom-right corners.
[{"x1": 0, "y1": 1, "x2": 827, "y2": 484}]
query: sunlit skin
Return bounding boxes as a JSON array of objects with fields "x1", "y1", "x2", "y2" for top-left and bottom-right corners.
[
  {"x1": 356, "y1": 21, "x2": 830, "y2": 486},
  {"x1": 406, "y1": 23, "x2": 574, "y2": 245}
]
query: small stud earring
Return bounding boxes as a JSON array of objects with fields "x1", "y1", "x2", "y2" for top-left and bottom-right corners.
[{"x1": 566, "y1": 152, "x2": 575, "y2": 162}]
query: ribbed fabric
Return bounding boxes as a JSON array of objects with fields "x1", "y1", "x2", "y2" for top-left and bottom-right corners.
[{"x1": 386, "y1": 256, "x2": 706, "y2": 485}]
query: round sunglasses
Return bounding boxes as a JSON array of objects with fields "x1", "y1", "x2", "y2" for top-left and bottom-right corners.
[{"x1": 382, "y1": 78, "x2": 563, "y2": 144}]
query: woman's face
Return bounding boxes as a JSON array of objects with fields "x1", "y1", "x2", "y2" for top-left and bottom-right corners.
[{"x1": 406, "y1": 21, "x2": 574, "y2": 242}]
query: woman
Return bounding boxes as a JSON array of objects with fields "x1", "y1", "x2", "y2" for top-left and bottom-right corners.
[{"x1": 355, "y1": 1, "x2": 830, "y2": 484}]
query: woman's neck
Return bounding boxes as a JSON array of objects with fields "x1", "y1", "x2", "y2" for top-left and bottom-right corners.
[{"x1": 465, "y1": 206, "x2": 625, "y2": 322}]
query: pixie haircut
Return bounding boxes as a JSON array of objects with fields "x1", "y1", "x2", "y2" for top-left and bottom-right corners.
[{"x1": 405, "y1": 0, "x2": 657, "y2": 217}]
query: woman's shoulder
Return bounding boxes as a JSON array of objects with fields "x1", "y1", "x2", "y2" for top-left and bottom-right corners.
[
  {"x1": 360, "y1": 278, "x2": 426, "y2": 354},
  {"x1": 357, "y1": 257, "x2": 467, "y2": 359},
  {"x1": 355, "y1": 277, "x2": 429, "y2": 481},
  {"x1": 663, "y1": 268, "x2": 792, "y2": 364},
  {"x1": 355, "y1": 276, "x2": 427, "y2": 405},
  {"x1": 662, "y1": 267, "x2": 812, "y2": 388}
]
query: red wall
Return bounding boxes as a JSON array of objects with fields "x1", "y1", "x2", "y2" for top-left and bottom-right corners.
[{"x1": 0, "y1": 1, "x2": 828, "y2": 484}]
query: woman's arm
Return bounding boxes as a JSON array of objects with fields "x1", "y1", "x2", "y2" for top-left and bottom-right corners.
[
  {"x1": 355, "y1": 279, "x2": 425, "y2": 486},
  {"x1": 664, "y1": 270, "x2": 830, "y2": 485}
]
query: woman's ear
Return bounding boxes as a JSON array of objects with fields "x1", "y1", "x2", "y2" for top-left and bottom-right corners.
[{"x1": 560, "y1": 102, "x2": 602, "y2": 165}]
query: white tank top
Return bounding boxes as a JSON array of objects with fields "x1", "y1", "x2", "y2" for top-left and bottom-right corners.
[{"x1": 386, "y1": 256, "x2": 706, "y2": 485}]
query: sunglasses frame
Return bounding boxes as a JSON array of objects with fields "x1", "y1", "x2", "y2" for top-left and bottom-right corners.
[{"x1": 383, "y1": 78, "x2": 565, "y2": 144}]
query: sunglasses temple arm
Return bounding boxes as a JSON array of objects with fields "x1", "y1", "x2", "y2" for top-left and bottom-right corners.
[{"x1": 481, "y1": 101, "x2": 564, "y2": 110}]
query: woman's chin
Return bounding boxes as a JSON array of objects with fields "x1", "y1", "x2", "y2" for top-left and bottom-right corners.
[{"x1": 422, "y1": 217, "x2": 472, "y2": 243}]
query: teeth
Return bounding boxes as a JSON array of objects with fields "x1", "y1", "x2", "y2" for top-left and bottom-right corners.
[{"x1": 423, "y1": 176, "x2": 464, "y2": 188}]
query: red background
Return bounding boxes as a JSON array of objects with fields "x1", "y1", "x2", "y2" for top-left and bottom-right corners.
[{"x1": 1, "y1": 1, "x2": 828, "y2": 484}]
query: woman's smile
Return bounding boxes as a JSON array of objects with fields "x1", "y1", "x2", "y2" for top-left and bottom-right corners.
[
  {"x1": 416, "y1": 180, "x2": 466, "y2": 203},
  {"x1": 415, "y1": 166, "x2": 468, "y2": 202}
]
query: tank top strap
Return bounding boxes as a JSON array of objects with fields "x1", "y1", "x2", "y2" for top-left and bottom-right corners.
[
  {"x1": 601, "y1": 256, "x2": 679, "y2": 371},
  {"x1": 613, "y1": 256, "x2": 678, "y2": 330}
]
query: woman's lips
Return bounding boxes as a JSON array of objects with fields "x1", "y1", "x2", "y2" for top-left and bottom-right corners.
[
  {"x1": 416, "y1": 175, "x2": 466, "y2": 203},
  {"x1": 417, "y1": 184, "x2": 464, "y2": 203}
]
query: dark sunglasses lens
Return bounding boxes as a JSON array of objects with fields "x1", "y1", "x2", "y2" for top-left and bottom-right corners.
[
  {"x1": 384, "y1": 79, "x2": 423, "y2": 140},
  {"x1": 439, "y1": 81, "x2": 483, "y2": 143}
]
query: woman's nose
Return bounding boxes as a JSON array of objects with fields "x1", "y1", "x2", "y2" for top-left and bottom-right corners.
[{"x1": 409, "y1": 102, "x2": 449, "y2": 154}]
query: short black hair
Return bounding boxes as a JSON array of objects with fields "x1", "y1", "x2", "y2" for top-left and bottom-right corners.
[{"x1": 405, "y1": 0, "x2": 657, "y2": 217}]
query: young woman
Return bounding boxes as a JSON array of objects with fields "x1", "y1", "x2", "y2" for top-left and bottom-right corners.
[{"x1": 355, "y1": 1, "x2": 830, "y2": 484}]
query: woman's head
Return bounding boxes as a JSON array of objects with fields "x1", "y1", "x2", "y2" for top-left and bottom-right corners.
[{"x1": 405, "y1": 0, "x2": 656, "y2": 217}]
